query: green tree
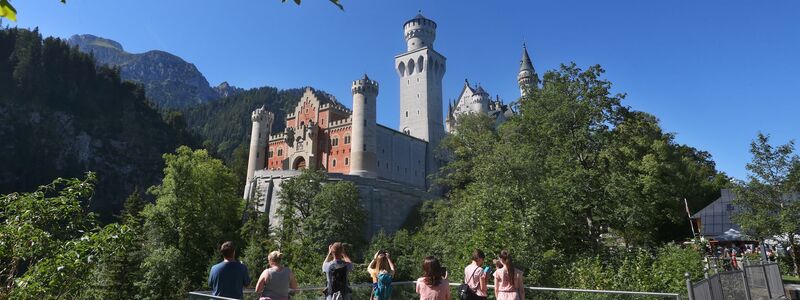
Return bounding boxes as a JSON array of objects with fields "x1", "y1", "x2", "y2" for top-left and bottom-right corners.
[
  {"x1": 733, "y1": 133, "x2": 800, "y2": 275},
  {"x1": 274, "y1": 169, "x2": 367, "y2": 283},
  {"x1": 137, "y1": 146, "x2": 244, "y2": 299},
  {"x1": 424, "y1": 63, "x2": 727, "y2": 286},
  {"x1": 84, "y1": 190, "x2": 147, "y2": 300},
  {"x1": 0, "y1": 173, "x2": 96, "y2": 296},
  {"x1": 0, "y1": 173, "x2": 145, "y2": 299}
]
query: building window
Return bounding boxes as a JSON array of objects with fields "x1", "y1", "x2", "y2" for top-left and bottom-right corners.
[
  {"x1": 363, "y1": 144, "x2": 366, "y2": 151},
  {"x1": 344, "y1": 136, "x2": 351, "y2": 144},
  {"x1": 364, "y1": 119, "x2": 367, "y2": 126},
  {"x1": 277, "y1": 148, "x2": 283, "y2": 156},
  {"x1": 332, "y1": 137, "x2": 339, "y2": 146},
  {"x1": 406, "y1": 111, "x2": 408, "y2": 117},
  {"x1": 333, "y1": 159, "x2": 337, "y2": 167},
  {"x1": 269, "y1": 151, "x2": 273, "y2": 157},
  {"x1": 345, "y1": 158, "x2": 349, "y2": 165}
]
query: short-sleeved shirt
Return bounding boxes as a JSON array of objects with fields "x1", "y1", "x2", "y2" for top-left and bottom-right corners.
[
  {"x1": 209, "y1": 260, "x2": 250, "y2": 299},
  {"x1": 493, "y1": 268, "x2": 523, "y2": 293},
  {"x1": 464, "y1": 263, "x2": 487, "y2": 297},
  {"x1": 416, "y1": 277, "x2": 451, "y2": 300},
  {"x1": 322, "y1": 259, "x2": 354, "y2": 296}
]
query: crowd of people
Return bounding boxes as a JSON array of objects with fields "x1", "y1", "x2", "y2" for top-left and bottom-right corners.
[
  {"x1": 704, "y1": 242, "x2": 786, "y2": 271},
  {"x1": 206, "y1": 241, "x2": 526, "y2": 300}
]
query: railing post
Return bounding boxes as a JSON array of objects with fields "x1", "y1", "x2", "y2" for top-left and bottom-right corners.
[
  {"x1": 685, "y1": 272, "x2": 695, "y2": 300},
  {"x1": 761, "y1": 261, "x2": 773, "y2": 298},
  {"x1": 741, "y1": 260, "x2": 752, "y2": 300},
  {"x1": 704, "y1": 268, "x2": 715, "y2": 300}
]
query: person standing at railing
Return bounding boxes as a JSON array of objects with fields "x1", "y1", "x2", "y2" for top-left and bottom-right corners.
[
  {"x1": 493, "y1": 250, "x2": 524, "y2": 300},
  {"x1": 461, "y1": 249, "x2": 489, "y2": 300},
  {"x1": 255, "y1": 251, "x2": 299, "y2": 300},
  {"x1": 208, "y1": 241, "x2": 251, "y2": 300},
  {"x1": 416, "y1": 256, "x2": 451, "y2": 300},
  {"x1": 367, "y1": 250, "x2": 396, "y2": 300},
  {"x1": 323, "y1": 242, "x2": 354, "y2": 300}
]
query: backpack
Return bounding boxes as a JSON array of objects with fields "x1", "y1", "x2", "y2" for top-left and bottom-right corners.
[
  {"x1": 373, "y1": 272, "x2": 393, "y2": 300},
  {"x1": 326, "y1": 263, "x2": 350, "y2": 296},
  {"x1": 458, "y1": 266, "x2": 481, "y2": 300}
]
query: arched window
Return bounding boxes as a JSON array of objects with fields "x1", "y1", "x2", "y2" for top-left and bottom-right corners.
[
  {"x1": 277, "y1": 148, "x2": 283, "y2": 156},
  {"x1": 332, "y1": 159, "x2": 337, "y2": 167},
  {"x1": 407, "y1": 59, "x2": 415, "y2": 75},
  {"x1": 397, "y1": 62, "x2": 406, "y2": 77},
  {"x1": 345, "y1": 158, "x2": 349, "y2": 165},
  {"x1": 417, "y1": 56, "x2": 424, "y2": 72},
  {"x1": 332, "y1": 137, "x2": 339, "y2": 146},
  {"x1": 344, "y1": 135, "x2": 351, "y2": 144}
]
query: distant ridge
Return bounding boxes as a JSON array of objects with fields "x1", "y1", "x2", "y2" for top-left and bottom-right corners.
[{"x1": 68, "y1": 34, "x2": 240, "y2": 108}]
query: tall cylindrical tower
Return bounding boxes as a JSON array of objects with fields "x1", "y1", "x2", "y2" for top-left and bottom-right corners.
[
  {"x1": 244, "y1": 106, "x2": 274, "y2": 198},
  {"x1": 404, "y1": 12, "x2": 437, "y2": 51},
  {"x1": 518, "y1": 44, "x2": 539, "y2": 97},
  {"x1": 349, "y1": 74, "x2": 379, "y2": 178}
]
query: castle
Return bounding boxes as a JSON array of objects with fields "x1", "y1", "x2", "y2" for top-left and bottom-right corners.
[{"x1": 243, "y1": 13, "x2": 539, "y2": 236}]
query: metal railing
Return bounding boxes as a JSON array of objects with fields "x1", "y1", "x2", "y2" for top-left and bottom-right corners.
[
  {"x1": 686, "y1": 261, "x2": 786, "y2": 300},
  {"x1": 190, "y1": 280, "x2": 682, "y2": 299}
]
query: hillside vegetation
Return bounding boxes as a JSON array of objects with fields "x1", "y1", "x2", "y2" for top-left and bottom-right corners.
[{"x1": 0, "y1": 28, "x2": 199, "y2": 221}]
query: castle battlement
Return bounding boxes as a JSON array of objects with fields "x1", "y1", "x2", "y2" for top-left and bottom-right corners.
[
  {"x1": 328, "y1": 117, "x2": 352, "y2": 128},
  {"x1": 269, "y1": 132, "x2": 286, "y2": 141}
]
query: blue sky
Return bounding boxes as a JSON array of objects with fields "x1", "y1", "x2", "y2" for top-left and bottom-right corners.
[{"x1": 10, "y1": 0, "x2": 800, "y2": 180}]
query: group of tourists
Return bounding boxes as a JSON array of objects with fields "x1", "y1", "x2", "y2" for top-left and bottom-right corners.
[{"x1": 207, "y1": 241, "x2": 525, "y2": 300}]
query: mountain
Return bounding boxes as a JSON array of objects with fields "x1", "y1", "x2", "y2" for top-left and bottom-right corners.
[
  {"x1": 67, "y1": 34, "x2": 233, "y2": 108},
  {"x1": 0, "y1": 28, "x2": 200, "y2": 221},
  {"x1": 214, "y1": 81, "x2": 244, "y2": 98}
]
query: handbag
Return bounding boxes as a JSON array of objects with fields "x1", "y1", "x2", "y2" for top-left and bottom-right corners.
[{"x1": 458, "y1": 266, "x2": 481, "y2": 300}]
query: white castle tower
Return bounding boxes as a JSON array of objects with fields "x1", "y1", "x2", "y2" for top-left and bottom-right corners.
[
  {"x1": 518, "y1": 44, "x2": 539, "y2": 97},
  {"x1": 244, "y1": 106, "x2": 274, "y2": 198},
  {"x1": 395, "y1": 12, "x2": 446, "y2": 182},
  {"x1": 349, "y1": 74, "x2": 379, "y2": 178}
]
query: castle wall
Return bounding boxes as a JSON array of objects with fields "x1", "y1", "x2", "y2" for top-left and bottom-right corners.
[
  {"x1": 375, "y1": 125, "x2": 427, "y2": 188},
  {"x1": 250, "y1": 169, "x2": 434, "y2": 238}
]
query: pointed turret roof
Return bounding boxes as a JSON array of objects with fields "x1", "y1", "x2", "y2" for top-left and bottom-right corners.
[{"x1": 519, "y1": 43, "x2": 535, "y2": 74}]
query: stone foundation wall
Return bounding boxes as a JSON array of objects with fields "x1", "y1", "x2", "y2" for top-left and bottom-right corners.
[{"x1": 246, "y1": 170, "x2": 435, "y2": 238}]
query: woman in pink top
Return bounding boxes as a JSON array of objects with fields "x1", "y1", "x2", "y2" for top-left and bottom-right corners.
[
  {"x1": 415, "y1": 256, "x2": 451, "y2": 300},
  {"x1": 493, "y1": 250, "x2": 524, "y2": 300}
]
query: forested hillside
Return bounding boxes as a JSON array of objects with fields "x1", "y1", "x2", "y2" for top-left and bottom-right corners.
[
  {"x1": 183, "y1": 87, "x2": 307, "y2": 161},
  {"x1": 0, "y1": 28, "x2": 199, "y2": 221}
]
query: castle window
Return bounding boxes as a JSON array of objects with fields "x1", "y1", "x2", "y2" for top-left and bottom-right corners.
[
  {"x1": 277, "y1": 148, "x2": 283, "y2": 156},
  {"x1": 332, "y1": 137, "x2": 339, "y2": 146},
  {"x1": 344, "y1": 135, "x2": 350, "y2": 144},
  {"x1": 333, "y1": 159, "x2": 337, "y2": 167},
  {"x1": 345, "y1": 158, "x2": 349, "y2": 165},
  {"x1": 269, "y1": 151, "x2": 273, "y2": 157},
  {"x1": 405, "y1": 111, "x2": 408, "y2": 117}
]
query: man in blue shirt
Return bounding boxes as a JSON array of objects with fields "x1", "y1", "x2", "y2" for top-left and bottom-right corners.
[{"x1": 208, "y1": 241, "x2": 251, "y2": 299}]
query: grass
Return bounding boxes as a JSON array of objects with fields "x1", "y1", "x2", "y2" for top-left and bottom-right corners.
[{"x1": 784, "y1": 275, "x2": 800, "y2": 284}]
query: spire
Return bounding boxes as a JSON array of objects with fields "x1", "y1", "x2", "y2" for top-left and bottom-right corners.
[
  {"x1": 519, "y1": 43, "x2": 535, "y2": 75},
  {"x1": 517, "y1": 43, "x2": 539, "y2": 97}
]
